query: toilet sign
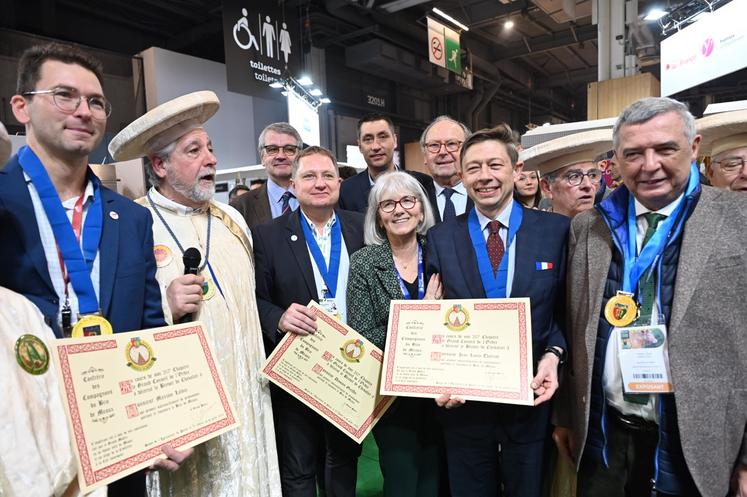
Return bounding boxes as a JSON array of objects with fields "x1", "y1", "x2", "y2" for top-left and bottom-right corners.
[{"x1": 222, "y1": 0, "x2": 300, "y2": 98}]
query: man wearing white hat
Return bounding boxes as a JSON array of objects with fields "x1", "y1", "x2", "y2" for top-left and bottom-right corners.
[
  {"x1": 0, "y1": 43, "x2": 169, "y2": 497},
  {"x1": 520, "y1": 129, "x2": 612, "y2": 219},
  {"x1": 697, "y1": 109, "x2": 747, "y2": 192},
  {"x1": 109, "y1": 90, "x2": 282, "y2": 497}
]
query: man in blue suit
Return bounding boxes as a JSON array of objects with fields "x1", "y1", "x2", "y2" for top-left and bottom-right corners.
[
  {"x1": 0, "y1": 43, "x2": 177, "y2": 497},
  {"x1": 426, "y1": 125, "x2": 570, "y2": 497}
]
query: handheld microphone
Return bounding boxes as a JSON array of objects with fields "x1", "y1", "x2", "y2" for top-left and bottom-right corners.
[{"x1": 179, "y1": 247, "x2": 202, "y2": 323}]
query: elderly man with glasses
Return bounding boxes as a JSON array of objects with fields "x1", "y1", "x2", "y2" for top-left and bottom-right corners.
[
  {"x1": 231, "y1": 122, "x2": 303, "y2": 229},
  {"x1": 697, "y1": 108, "x2": 747, "y2": 193},
  {"x1": 519, "y1": 129, "x2": 613, "y2": 219}
]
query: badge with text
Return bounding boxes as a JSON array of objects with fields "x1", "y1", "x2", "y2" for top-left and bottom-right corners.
[
  {"x1": 616, "y1": 324, "x2": 673, "y2": 394},
  {"x1": 15, "y1": 334, "x2": 50, "y2": 375},
  {"x1": 605, "y1": 291, "x2": 638, "y2": 327},
  {"x1": 72, "y1": 314, "x2": 113, "y2": 338}
]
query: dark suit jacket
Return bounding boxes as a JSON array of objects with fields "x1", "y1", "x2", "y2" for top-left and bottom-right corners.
[
  {"x1": 0, "y1": 155, "x2": 165, "y2": 338},
  {"x1": 253, "y1": 208, "x2": 365, "y2": 352},
  {"x1": 417, "y1": 176, "x2": 474, "y2": 223},
  {"x1": 337, "y1": 170, "x2": 371, "y2": 213},
  {"x1": 425, "y1": 205, "x2": 570, "y2": 443},
  {"x1": 230, "y1": 182, "x2": 272, "y2": 229}
]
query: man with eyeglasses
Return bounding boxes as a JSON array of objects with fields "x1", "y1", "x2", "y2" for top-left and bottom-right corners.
[
  {"x1": 0, "y1": 43, "x2": 170, "y2": 497},
  {"x1": 554, "y1": 97, "x2": 747, "y2": 497},
  {"x1": 419, "y1": 115, "x2": 474, "y2": 222},
  {"x1": 231, "y1": 122, "x2": 302, "y2": 229},
  {"x1": 253, "y1": 146, "x2": 364, "y2": 497},
  {"x1": 519, "y1": 129, "x2": 613, "y2": 219},
  {"x1": 697, "y1": 108, "x2": 747, "y2": 192}
]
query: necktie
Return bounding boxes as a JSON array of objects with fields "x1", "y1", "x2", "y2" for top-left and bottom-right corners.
[
  {"x1": 486, "y1": 220, "x2": 504, "y2": 275},
  {"x1": 280, "y1": 191, "x2": 295, "y2": 216},
  {"x1": 624, "y1": 211, "x2": 666, "y2": 405},
  {"x1": 442, "y1": 188, "x2": 456, "y2": 222}
]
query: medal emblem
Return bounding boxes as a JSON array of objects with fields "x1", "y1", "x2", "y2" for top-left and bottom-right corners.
[
  {"x1": 125, "y1": 337, "x2": 156, "y2": 371},
  {"x1": 72, "y1": 314, "x2": 113, "y2": 337},
  {"x1": 340, "y1": 339, "x2": 365, "y2": 363},
  {"x1": 153, "y1": 244, "x2": 173, "y2": 268},
  {"x1": 202, "y1": 278, "x2": 216, "y2": 300},
  {"x1": 15, "y1": 334, "x2": 50, "y2": 375},
  {"x1": 605, "y1": 292, "x2": 638, "y2": 327},
  {"x1": 444, "y1": 304, "x2": 470, "y2": 331}
]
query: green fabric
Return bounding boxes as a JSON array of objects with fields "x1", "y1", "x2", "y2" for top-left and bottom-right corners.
[{"x1": 356, "y1": 434, "x2": 384, "y2": 497}]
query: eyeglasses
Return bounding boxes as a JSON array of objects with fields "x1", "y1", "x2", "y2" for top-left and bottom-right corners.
[
  {"x1": 263, "y1": 145, "x2": 299, "y2": 156},
  {"x1": 23, "y1": 87, "x2": 111, "y2": 120},
  {"x1": 555, "y1": 169, "x2": 602, "y2": 186},
  {"x1": 714, "y1": 157, "x2": 746, "y2": 174},
  {"x1": 379, "y1": 195, "x2": 418, "y2": 213},
  {"x1": 425, "y1": 140, "x2": 462, "y2": 154}
]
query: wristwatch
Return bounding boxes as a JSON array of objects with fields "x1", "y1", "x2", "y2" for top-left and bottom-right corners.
[{"x1": 543, "y1": 346, "x2": 565, "y2": 365}]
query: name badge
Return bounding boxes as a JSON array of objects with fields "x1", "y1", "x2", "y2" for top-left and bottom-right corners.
[
  {"x1": 616, "y1": 324, "x2": 673, "y2": 394},
  {"x1": 319, "y1": 298, "x2": 341, "y2": 321}
]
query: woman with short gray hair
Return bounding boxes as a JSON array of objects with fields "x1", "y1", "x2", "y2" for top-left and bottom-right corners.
[{"x1": 347, "y1": 171, "x2": 442, "y2": 497}]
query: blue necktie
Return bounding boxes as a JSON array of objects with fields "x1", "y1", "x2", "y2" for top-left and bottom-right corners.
[
  {"x1": 442, "y1": 188, "x2": 456, "y2": 222},
  {"x1": 280, "y1": 191, "x2": 295, "y2": 216}
]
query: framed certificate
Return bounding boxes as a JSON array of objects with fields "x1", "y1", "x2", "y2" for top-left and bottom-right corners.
[
  {"x1": 50, "y1": 322, "x2": 238, "y2": 493},
  {"x1": 381, "y1": 298, "x2": 534, "y2": 405},
  {"x1": 261, "y1": 302, "x2": 394, "y2": 443}
]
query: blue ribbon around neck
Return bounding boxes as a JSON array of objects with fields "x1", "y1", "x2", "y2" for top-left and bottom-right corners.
[
  {"x1": 19, "y1": 146, "x2": 103, "y2": 314},
  {"x1": 466, "y1": 200, "x2": 523, "y2": 298},
  {"x1": 300, "y1": 213, "x2": 343, "y2": 298},
  {"x1": 394, "y1": 242, "x2": 425, "y2": 300}
]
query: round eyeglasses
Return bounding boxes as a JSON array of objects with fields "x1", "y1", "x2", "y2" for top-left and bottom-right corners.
[
  {"x1": 714, "y1": 157, "x2": 746, "y2": 175},
  {"x1": 424, "y1": 140, "x2": 462, "y2": 154},
  {"x1": 379, "y1": 196, "x2": 418, "y2": 213},
  {"x1": 23, "y1": 87, "x2": 112, "y2": 120},
  {"x1": 558, "y1": 169, "x2": 602, "y2": 186}
]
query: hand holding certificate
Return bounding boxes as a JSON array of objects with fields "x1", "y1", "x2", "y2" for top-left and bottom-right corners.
[
  {"x1": 261, "y1": 301, "x2": 394, "y2": 443},
  {"x1": 50, "y1": 322, "x2": 238, "y2": 494},
  {"x1": 381, "y1": 298, "x2": 535, "y2": 405}
]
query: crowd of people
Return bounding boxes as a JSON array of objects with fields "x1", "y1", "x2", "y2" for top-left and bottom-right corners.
[{"x1": 1, "y1": 42, "x2": 745, "y2": 497}]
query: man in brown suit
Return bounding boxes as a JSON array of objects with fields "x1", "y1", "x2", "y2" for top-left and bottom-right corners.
[
  {"x1": 231, "y1": 122, "x2": 302, "y2": 228},
  {"x1": 553, "y1": 97, "x2": 747, "y2": 497}
]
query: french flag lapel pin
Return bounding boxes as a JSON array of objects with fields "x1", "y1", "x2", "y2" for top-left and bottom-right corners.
[{"x1": 535, "y1": 261, "x2": 554, "y2": 271}]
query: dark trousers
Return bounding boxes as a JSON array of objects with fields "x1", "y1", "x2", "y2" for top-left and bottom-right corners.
[
  {"x1": 273, "y1": 389, "x2": 362, "y2": 497},
  {"x1": 578, "y1": 407, "x2": 701, "y2": 497},
  {"x1": 442, "y1": 415, "x2": 546, "y2": 497},
  {"x1": 373, "y1": 397, "x2": 441, "y2": 497}
]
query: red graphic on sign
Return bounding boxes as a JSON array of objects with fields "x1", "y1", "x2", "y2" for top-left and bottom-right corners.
[{"x1": 431, "y1": 37, "x2": 443, "y2": 60}]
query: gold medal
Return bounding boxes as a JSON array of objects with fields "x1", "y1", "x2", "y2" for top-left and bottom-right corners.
[
  {"x1": 605, "y1": 292, "x2": 638, "y2": 327},
  {"x1": 72, "y1": 314, "x2": 113, "y2": 337},
  {"x1": 15, "y1": 334, "x2": 50, "y2": 375},
  {"x1": 201, "y1": 278, "x2": 216, "y2": 300}
]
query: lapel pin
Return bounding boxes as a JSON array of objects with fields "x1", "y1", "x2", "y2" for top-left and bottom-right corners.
[
  {"x1": 109, "y1": 211, "x2": 119, "y2": 220},
  {"x1": 290, "y1": 234, "x2": 298, "y2": 241}
]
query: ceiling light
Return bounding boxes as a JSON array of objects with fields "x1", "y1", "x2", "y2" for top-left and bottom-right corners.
[
  {"x1": 504, "y1": 19, "x2": 515, "y2": 29},
  {"x1": 309, "y1": 88, "x2": 323, "y2": 96},
  {"x1": 269, "y1": 81, "x2": 284, "y2": 89},
  {"x1": 431, "y1": 7, "x2": 470, "y2": 31},
  {"x1": 644, "y1": 8, "x2": 668, "y2": 21},
  {"x1": 297, "y1": 75, "x2": 313, "y2": 86},
  {"x1": 320, "y1": 97, "x2": 331, "y2": 104}
]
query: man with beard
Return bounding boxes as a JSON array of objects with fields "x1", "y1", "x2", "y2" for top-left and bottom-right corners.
[
  {"x1": 419, "y1": 115, "x2": 474, "y2": 222},
  {"x1": 338, "y1": 113, "x2": 399, "y2": 212},
  {"x1": 519, "y1": 129, "x2": 613, "y2": 219},
  {"x1": 697, "y1": 108, "x2": 747, "y2": 193},
  {"x1": 108, "y1": 91, "x2": 282, "y2": 497},
  {"x1": 231, "y1": 122, "x2": 302, "y2": 228}
]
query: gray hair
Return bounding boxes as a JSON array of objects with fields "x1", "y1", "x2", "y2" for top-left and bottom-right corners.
[
  {"x1": 613, "y1": 97, "x2": 696, "y2": 150},
  {"x1": 419, "y1": 115, "x2": 471, "y2": 149},
  {"x1": 144, "y1": 140, "x2": 178, "y2": 187},
  {"x1": 363, "y1": 171, "x2": 436, "y2": 245},
  {"x1": 257, "y1": 122, "x2": 303, "y2": 160}
]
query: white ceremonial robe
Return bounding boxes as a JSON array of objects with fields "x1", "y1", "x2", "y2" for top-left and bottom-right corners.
[
  {"x1": 138, "y1": 188, "x2": 281, "y2": 497},
  {"x1": 0, "y1": 287, "x2": 107, "y2": 497}
]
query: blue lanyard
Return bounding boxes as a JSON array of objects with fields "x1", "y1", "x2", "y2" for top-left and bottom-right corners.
[
  {"x1": 300, "y1": 214, "x2": 342, "y2": 298},
  {"x1": 19, "y1": 146, "x2": 103, "y2": 314},
  {"x1": 394, "y1": 243, "x2": 425, "y2": 300},
  {"x1": 621, "y1": 162, "x2": 699, "y2": 294},
  {"x1": 466, "y1": 201, "x2": 523, "y2": 298}
]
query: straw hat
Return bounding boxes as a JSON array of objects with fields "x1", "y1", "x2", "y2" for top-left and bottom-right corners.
[
  {"x1": 696, "y1": 109, "x2": 747, "y2": 157},
  {"x1": 108, "y1": 91, "x2": 220, "y2": 161},
  {"x1": 519, "y1": 128, "x2": 613, "y2": 176},
  {"x1": 0, "y1": 122, "x2": 11, "y2": 164}
]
